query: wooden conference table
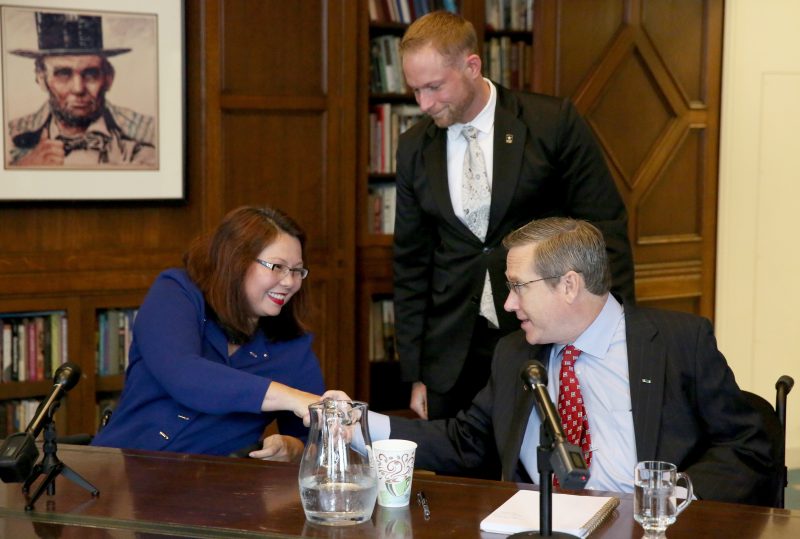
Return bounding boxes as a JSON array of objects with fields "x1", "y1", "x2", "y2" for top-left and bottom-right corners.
[{"x1": 0, "y1": 444, "x2": 797, "y2": 538}]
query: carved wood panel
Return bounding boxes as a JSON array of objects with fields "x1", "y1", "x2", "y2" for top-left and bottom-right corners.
[
  {"x1": 210, "y1": 0, "x2": 358, "y2": 390},
  {"x1": 534, "y1": 0, "x2": 723, "y2": 317}
]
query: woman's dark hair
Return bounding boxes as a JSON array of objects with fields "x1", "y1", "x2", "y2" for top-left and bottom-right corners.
[{"x1": 184, "y1": 206, "x2": 308, "y2": 343}]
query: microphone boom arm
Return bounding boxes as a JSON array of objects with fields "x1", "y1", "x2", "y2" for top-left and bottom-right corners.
[{"x1": 520, "y1": 360, "x2": 590, "y2": 490}]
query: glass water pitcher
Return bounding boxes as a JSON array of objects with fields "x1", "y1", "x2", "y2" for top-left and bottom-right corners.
[{"x1": 298, "y1": 399, "x2": 377, "y2": 526}]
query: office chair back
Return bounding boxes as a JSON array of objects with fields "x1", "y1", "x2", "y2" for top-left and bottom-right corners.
[
  {"x1": 742, "y1": 390, "x2": 784, "y2": 507},
  {"x1": 776, "y1": 376, "x2": 794, "y2": 508},
  {"x1": 776, "y1": 375, "x2": 794, "y2": 443},
  {"x1": 741, "y1": 375, "x2": 794, "y2": 508},
  {"x1": 55, "y1": 406, "x2": 114, "y2": 447}
]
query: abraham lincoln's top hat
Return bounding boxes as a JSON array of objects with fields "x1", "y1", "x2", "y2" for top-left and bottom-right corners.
[{"x1": 10, "y1": 12, "x2": 130, "y2": 58}]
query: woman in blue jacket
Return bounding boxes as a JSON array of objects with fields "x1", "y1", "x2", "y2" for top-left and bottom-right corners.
[{"x1": 92, "y1": 206, "x2": 325, "y2": 460}]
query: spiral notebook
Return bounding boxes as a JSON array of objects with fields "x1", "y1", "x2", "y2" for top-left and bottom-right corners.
[{"x1": 480, "y1": 490, "x2": 619, "y2": 538}]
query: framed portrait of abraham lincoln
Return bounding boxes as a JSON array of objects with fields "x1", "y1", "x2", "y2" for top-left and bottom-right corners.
[{"x1": 0, "y1": 0, "x2": 184, "y2": 200}]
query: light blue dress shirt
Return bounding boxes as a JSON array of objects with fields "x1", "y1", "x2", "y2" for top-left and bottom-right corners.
[
  {"x1": 368, "y1": 295, "x2": 637, "y2": 493},
  {"x1": 519, "y1": 294, "x2": 637, "y2": 492}
]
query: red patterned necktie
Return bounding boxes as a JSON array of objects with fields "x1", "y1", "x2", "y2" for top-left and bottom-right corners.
[{"x1": 555, "y1": 345, "x2": 592, "y2": 484}]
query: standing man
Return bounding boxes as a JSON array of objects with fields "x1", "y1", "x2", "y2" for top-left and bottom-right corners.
[
  {"x1": 394, "y1": 11, "x2": 635, "y2": 420},
  {"x1": 6, "y1": 12, "x2": 156, "y2": 167}
]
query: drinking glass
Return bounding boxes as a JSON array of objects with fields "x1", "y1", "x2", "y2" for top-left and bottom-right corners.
[{"x1": 634, "y1": 460, "x2": 692, "y2": 537}]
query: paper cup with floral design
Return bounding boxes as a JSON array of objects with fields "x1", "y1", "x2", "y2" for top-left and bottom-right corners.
[{"x1": 373, "y1": 439, "x2": 417, "y2": 507}]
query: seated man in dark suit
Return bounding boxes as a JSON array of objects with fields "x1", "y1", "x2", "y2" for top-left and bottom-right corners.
[{"x1": 357, "y1": 217, "x2": 775, "y2": 505}]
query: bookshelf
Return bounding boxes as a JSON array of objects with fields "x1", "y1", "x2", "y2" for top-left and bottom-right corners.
[
  {"x1": 0, "y1": 291, "x2": 145, "y2": 437},
  {"x1": 355, "y1": 0, "x2": 537, "y2": 407},
  {"x1": 87, "y1": 296, "x2": 141, "y2": 432},
  {"x1": 482, "y1": 0, "x2": 534, "y2": 92}
]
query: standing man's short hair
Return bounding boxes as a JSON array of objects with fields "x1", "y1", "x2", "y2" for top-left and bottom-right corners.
[
  {"x1": 399, "y1": 11, "x2": 478, "y2": 63},
  {"x1": 503, "y1": 217, "x2": 612, "y2": 295}
]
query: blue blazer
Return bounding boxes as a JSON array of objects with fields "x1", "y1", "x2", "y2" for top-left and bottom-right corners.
[{"x1": 92, "y1": 269, "x2": 325, "y2": 456}]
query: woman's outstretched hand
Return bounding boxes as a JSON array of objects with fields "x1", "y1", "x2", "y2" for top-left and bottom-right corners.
[{"x1": 249, "y1": 434, "x2": 305, "y2": 462}]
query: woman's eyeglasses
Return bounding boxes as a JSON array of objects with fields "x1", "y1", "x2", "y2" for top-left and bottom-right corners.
[{"x1": 255, "y1": 259, "x2": 309, "y2": 280}]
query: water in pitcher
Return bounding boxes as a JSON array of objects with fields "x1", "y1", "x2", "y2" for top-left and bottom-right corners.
[{"x1": 300, "y1": 474, "x2": 378, "y2": 525}]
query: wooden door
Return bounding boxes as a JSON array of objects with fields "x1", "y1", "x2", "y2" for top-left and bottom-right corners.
[{"x1": 533, "y1": 0, "x2": 723, "y2": 317}]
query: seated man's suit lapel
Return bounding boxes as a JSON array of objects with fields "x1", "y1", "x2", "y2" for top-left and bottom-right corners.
[{"x1": 625, "y1": 308, "x2": 667, "y2": 463}]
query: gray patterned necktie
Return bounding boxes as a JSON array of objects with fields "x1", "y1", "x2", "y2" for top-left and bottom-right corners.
[
  {"x1": 461, "y1": 126, "x2": 491, "y2": 241},
  {"x1": 461, "y1": 126, "x2": 498, "y2": 328}
]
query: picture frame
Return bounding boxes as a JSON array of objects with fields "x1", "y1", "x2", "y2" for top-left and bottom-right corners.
[{"x1": 0, "y1": 0, "x2": 184, "y2": 201}]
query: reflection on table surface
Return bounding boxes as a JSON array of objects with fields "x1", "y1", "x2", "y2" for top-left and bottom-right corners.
[{"x1": 0, "y1": 444, "x2": 796, "y2": 538}]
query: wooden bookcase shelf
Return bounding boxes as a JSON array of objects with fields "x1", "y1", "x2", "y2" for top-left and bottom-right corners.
[
  {"x1": 0, "y1": 290, "x2": 145, "y2": 437},
  {"x1": 0, "y1": 380, "x2": 54, "y2": 400},
  {"x1": 95, "y1": 374, "x2": 125, "y2": 394}
]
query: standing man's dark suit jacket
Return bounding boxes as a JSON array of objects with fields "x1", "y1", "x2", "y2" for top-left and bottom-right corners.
[
  {"x1": 393, "y1": 84, "x2": 635, "y2": 393},
  {"x1": 389, "y1": 306, "x2": 776, "y2": 506}
]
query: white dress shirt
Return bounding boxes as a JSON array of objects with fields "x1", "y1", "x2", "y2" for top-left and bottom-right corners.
[{"x1": 446, "y1": 78, "x2": 497, "y2": 224}]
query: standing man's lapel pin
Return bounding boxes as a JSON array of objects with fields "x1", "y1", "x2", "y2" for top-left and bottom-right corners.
[{"x1": 505, "y1": 134, "x2": 514, "y2": 144}]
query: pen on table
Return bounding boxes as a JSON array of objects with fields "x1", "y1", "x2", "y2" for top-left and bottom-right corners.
[{"x1": 416, "y1": 490, "x2": 430, "y2": 520}]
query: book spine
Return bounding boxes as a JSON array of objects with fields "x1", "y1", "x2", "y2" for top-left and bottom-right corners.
[
  {"x1": 18, "y1": 320, "x2": 27, "y2": 382},
  {"x1": 97, "y1": 312, "x2": 106, "y2": 376},
  {"x1": 11, "y1": 322, "x2": 19, "y2": 382},
  {"x1": 50, "y1": 313, "x2": 60, "y2": 374},
  {"x1": 36, "y1": 316, "x2": 47, "y2": 381},
  {"x1": 61, "y1": 315, "x2": 68, "y2": 365},
  {"x1": 1, "y1": 322, "x2": 10, "y2": 383}
]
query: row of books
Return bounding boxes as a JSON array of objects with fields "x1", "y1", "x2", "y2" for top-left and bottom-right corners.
[
  {"x1": 369, "y1": 0, "x2": 533, "y2": 35},
  {"x1": 369, "y1": 298, "x2": 398, "y2": 362},
  {"x1": 369, "y1": 103, "x2": 423, "y2": 174},
  {"x1": 371, "y1": 38, "x2": 532, "y2": 96},
  {"x1": 485, "y1": 0, "x2": 534, "y2": 32},
  {"x1": 483, "y1": 37, "x2": 533, "y2": 92},
  {"x1": 0, "y1": 399, "x2": 41, "y2": 437},
  {"x1": 0, "y1": 311, "x2": 68, "y2": 384},
  {"x1": 0, "y1": 398, "x2": 118, "y2": 438},
  {"x1": 96, "y1": 309, "x2": 137, "y2": 377},
  {"x1": 370, "y1": 35, "x2": 406, "y2": 94},
  {"x1": 368, "y1": 0, "x2": 459, "y2": 24},
  {"x1": 368, "y1": 183, "x2": 397, "y2": 234}
]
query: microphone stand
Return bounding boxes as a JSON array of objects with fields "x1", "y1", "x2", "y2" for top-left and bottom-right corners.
[
  {"x1": 21, "y1": 402, "x2": 99, "y2": 511},
  {"x1": 509, "y1": 424, "x2": 580, "y2": 539}
]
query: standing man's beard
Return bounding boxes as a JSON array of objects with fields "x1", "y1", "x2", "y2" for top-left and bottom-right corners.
[{"x1": 49, "y1": 94, "x2": 105, "y2": 130}]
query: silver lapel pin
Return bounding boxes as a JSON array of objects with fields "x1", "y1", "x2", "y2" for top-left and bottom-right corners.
[{"x1": 505, "y1": 134, "x2": 514, "y2": 144}]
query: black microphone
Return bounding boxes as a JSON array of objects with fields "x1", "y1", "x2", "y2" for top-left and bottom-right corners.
[
  {"x1": 25, "y1": 362, "x2": 82, "y2": 438},
  {"x1": 520, "y1": 360, "x2": 590, "y2": 490},
  {"x1": 0, "y1": 362, "x2": 82, "y2": 483}
]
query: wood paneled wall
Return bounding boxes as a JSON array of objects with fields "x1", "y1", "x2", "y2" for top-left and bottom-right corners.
[
  {"x1": 191, "y1": 0, "x2": 359, "y2": 390},
  {"x1": 534, "y1": 0, "x2": 723, "y2": 318},
  {"x1": 0, "y1": 1, "x2": 721, "y2": 428},
  {"x1": 0, "y1": 0, "x2": 359, "y2": 416}
]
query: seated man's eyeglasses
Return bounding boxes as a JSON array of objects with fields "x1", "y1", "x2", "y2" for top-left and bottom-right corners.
[
  {"x1": 255, "y1": 259, "x2": 309, "y2": 280},
  {"x1": 505, "y1": 275, "x2": 562, "y2": 295}
]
